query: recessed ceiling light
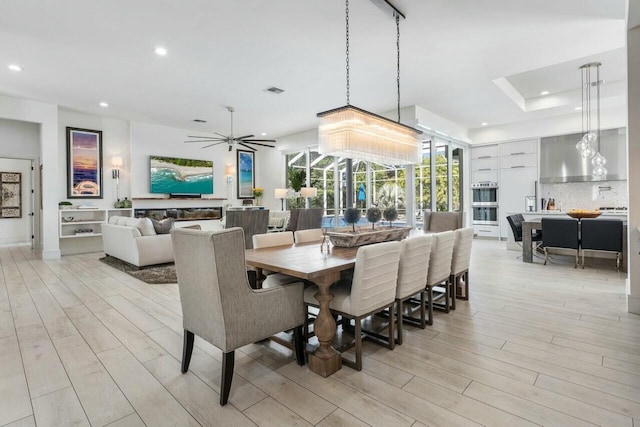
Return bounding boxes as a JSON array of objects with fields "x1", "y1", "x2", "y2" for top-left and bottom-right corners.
[
  {"x1": 575, "y1": 106, "x2": 582, "y2": 111},
  {"x1": 99, "y1": 102, "x2": 109, "y2": 107},
  {"x1": 8, "y1": 64, "x2": 22, "y2": 72},
  {"x1": 264, "y1": 86, "x2": 284, "y2": 94},
  {"x1": 154, "y1": 46, "x2": 167, "y2": 56},
  {"x1": 540, "y1": 91, "x2": 550, "y2": 96},
  {"x1": 193, "y1": 119, "x2": 207, "y2": 123},
  {"x1": 481, "y1": 122, "x2": 488, "y2": 127},
  {"x1": 261, "y1": 132, "x2": 267, "y2": 136}
]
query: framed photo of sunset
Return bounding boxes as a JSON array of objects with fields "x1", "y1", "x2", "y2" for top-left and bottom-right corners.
[{"x1": 66, "y1": 127, "x2": 103, "y2": 198}]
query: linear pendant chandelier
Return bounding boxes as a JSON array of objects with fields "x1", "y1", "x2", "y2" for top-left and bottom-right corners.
[{"x1": 317, "y1": 0, "x2": 421, "y2": 165}]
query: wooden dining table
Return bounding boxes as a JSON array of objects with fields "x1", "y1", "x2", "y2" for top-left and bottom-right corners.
[{"x1": 244, "y1": 242, "x2": 358, "y2": 377}]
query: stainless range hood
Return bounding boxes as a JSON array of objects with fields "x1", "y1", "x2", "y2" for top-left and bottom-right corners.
[{"x1": 539, "y1": 128, "x2": 627, "y2": 183}]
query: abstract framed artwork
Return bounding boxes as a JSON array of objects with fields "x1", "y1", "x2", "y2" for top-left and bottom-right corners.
[
  {"x1": 236, "y1": 150, "x2": 255, "y2": 199},
  {"x1": 1, "y1": 172, "x2": 22, "y2": 218},
  {"x1": 66, "y1": 127, "x2": 103, "y2": 199}
]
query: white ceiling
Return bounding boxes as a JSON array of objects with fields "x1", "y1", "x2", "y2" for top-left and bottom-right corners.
[{"x1": 0, "y1": 0, "x2": 628, "y2": 140}]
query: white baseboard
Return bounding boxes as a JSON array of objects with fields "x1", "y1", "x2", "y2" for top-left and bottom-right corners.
[
  {"x1": 0, "y1": 237, "x2": 30, "y2": 245},
  {"x1": 41, "y1": 249, "x2": 61, "y2": 260}
]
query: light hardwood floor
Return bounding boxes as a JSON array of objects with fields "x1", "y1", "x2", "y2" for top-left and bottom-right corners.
[{"x1": 0, "y1": 239, "x2": 638, "y2": 426}]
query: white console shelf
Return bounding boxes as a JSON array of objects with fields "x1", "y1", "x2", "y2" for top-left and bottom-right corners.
[{"x1": 59, "y1": 208, "x2": 133, "y2": 254}]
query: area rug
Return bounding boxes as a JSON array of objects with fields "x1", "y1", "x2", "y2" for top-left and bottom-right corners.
[{"x1": 99, "y1": 255, "x2": 177, "y2": 284}]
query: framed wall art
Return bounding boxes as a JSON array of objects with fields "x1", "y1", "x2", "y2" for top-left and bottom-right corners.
[
  {"x1": 66, "y1": 127, "x2": 103, "y2": 198},
  {"x1": 1, "y1": 172, "x2": 22, "y2": 218},
  {"x1": 236, "y1": 150, "x2": 255, "y2": 199}
]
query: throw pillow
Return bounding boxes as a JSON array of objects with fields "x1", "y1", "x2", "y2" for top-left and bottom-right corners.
[{"x1": 150, "y1": 217, "x2": 175, "y2": 234}]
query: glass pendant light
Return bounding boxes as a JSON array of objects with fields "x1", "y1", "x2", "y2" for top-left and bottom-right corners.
[{"x1": 577, "y1": 62, "x2": 606, "y2": 178}]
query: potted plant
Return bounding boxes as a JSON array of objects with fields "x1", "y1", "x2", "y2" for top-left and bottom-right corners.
[
  {"x1": 59, "y1": 201, "x2": 73, "y2": 210},
  {"x1": 383, "y1": 206, "x2": 398, "y2": 227},
  {"x1": 366, "y1": 207, "x2": 382, "y2": 230},
  {"x1": 343, "y1": 207, "x2": 361, "y2": 233},
  {"x1": 287, "y1": 167, "x2": 306, "y2": 208},
  {"x1": 252, "y1": 187, "x2": 263, "y2": 205}
]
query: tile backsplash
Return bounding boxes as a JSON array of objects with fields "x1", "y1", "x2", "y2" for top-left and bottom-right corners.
[{"x1": 539, "y1": 181, "x2": 628, "y2": 210}]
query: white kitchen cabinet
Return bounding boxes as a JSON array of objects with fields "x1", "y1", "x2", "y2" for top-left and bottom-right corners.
[
  {"x1": 471, "y1": 157, "x2": 499, "y2": 171},
  {"x1": 499, "y1": 167, "x2": 537, "y2": 239},
  {"x1": 471, "y1": 169, "x2": 499, "y2": 184},
  {"x1": 471, "y1": 145, "x2": 498, "y2": 159},
  {"x1": 498, "y1": 139, "x2": 537, "y2": 156},
  {"x1": 474, "y1": 224, "x2": 499, "y2": 238},
  {"x1": 499, "y1": 153, "x2": 537, "y2": 169}
]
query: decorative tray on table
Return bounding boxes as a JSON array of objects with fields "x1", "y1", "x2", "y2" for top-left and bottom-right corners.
[
  {"x1": 566, "y1": 210, "x2": 601, "y2": 219},
  {"x1": 327, "y1": 226, "x2": 412, "y2": 248}
]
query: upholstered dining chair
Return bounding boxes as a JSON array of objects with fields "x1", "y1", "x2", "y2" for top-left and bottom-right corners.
[
  {"x1": 251, "y1": 232, "x2": 299, "y2": 287},
  {"x1": 171, "y1": 227, "x2": 306, "y2": 405},
  {"x1": 423, "y1": 211, "x2": 463, "y2": 232},
  {"x1": 541, "y1": 218, "x2": 579, "y2": 268},
  {"x1": 506, "y1": 214, "x2": 542, "y2": 258},
  {"x1": 580, "y1": 218, "x2": 623, "y2": 271},
  {"x1": 395, "y1": 235, "x2": 432, "y2": 345},
  {"x1": 303, "y1": 241, "x2": 401, "y2": 371},
  {"x1": 294, "y1": 228, "x2": 324, "y2": 243},
  {"x1": 427, "y1": 230, "x2": 456, "y2": 314},
  {"x1": 450, "y1": 227, "x2": 474, "y2": 307}
]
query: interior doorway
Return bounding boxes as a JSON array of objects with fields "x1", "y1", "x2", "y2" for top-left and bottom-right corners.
[{"x1": 0, "y1": 157, "x2": 36, "y2": 246}]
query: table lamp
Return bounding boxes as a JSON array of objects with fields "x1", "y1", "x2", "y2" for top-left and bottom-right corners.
[{"x1": 274, "y1": 188, "x2": 288, "y2": 210}]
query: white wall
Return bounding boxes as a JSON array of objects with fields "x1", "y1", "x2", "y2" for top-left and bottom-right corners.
[
  {"x1": 0, "y1": 118, "x2": 40, "y2": 243},
  {"x1": 626, "y1": 15, "x2": 640, "y2": 314},
  {"x1": 58, "y1": 110, "x2": 131, "y2": 208},
  {"x1": 469, "y1": 106, "x2": 628, "y2": 144},
  {"x1": 0, "y1": 94, "x2": 58, "y2": 258},
  {"x1": 130, "y1": 122, "x2": 241, "y2": 208}
]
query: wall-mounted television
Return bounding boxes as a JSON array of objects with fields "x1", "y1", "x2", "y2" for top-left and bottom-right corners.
[{"x1": 150, "y1": 156, "x2": 214, "y2": 195}]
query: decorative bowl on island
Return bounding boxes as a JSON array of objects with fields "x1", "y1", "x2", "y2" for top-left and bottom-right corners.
[
  {"x1": 61, "y1": 216, "x2": 75, "y2": 222},
  {"x1": 566, "y1": 210, "x2": 601, "y2": 219}
]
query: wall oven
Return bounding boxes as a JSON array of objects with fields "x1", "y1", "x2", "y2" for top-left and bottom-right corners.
[
  {"x1": 472, "y1": 206, "x2": 499, "y2": 225},
  {"x1": 472, "y1": 182, "x2": 498, "y2": 225},
  {"x1": 472, "y1": 182, "x2": 498, "y2": 205}
]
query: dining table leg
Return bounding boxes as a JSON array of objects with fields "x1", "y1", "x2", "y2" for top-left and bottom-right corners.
[
  {"x1": 522, "y1": 222, "x2": 534, "y2": 263},
  {"x1": 307, "y1": 273, "x2": 342, "y2": 377}
]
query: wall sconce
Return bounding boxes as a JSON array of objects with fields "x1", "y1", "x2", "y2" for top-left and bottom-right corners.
[
  {"x1": 111, "y1": 156, "x2": 123, "y2": 200},
  {"x1": 225, "y1": 165, "x2": 236, "y2": 184},
  {"x1": 274, "y1": 188, "x2": 288, "y2": 210}
]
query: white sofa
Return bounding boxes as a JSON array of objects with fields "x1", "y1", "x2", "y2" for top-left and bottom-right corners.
[{"x1": 102, "y1": 216, "x2": 174, "y2": 267}]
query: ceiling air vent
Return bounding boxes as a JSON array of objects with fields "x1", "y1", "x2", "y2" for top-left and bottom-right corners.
[
  {"x1": 265, "y1": 86, "x2": 285, "y2": 94},
  {"x1": 192, "y1": 119, "x2": 207, "y2": 123}
]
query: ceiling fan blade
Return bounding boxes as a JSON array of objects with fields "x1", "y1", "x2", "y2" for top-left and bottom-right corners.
[
  {"x1": 201, "y1": 142, "x2": 227, "y2": 148},
  {"x1": 238, "y1": 142, "x2": 257, "y2": 151},
  {"x1": 242, "y1": 141, "x2": 276, "y2": 148},
  {"x1": 234, "y1": 134, "x2": 254, "y2": 140},
  {"x1": 214, "y1": 132, "x2": 229, "y2": 138},
  {"x1": 184, "y1": 138, "x2": 226, "y2": 143},
  {"x1": 243, "y1": 139, "x2": 276, "y2": 142}
]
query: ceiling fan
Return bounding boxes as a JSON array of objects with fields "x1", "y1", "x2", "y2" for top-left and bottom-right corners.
[{"x1": 185, "y1": 107, "x2": 276, "y2": 152}]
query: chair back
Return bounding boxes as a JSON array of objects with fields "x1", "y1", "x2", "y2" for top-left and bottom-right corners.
[
  {"x1": 580, "y1": 219, "x2": 623, "y2": 252},
  {"x1": 171, "y1": 227, "x2": 253, "y2": 351},
  {"x1": 506, "y1": 214, "x2": 525, "y2": 242},
  {"x1": 350, "y1": 241, "x2": 401, "y2": 315},
  {"x1": 396, "y1": 235, "x2": 433, "y2": 299},
  {"x1": 294, "y1": 228, "x2": 324, "y2": 243},
  {"x1": 541, "y1": 218, "x2": 579, "y2": 249},
  {"x1": 423, "y1": 211, "x2": 462, "y2": 232},
  {"x1": 287, "y1": 208, "x2": 324, "y2": 231},
  {"x1": 252, "y1": 231, "x2": 294, "y2": 249},
  {"x1": 225, "y1": 209, "x2": 269, "y2": 249},
  {"x1": 426, "y1": 231, "x2": 455, "y2": 286},
  {"x1": 451, "y1": 227, "x2": 474, "y2": 276}
]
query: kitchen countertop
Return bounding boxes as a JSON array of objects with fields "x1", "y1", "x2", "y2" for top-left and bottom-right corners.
[{"x1": 509, "y1": 210, "x2": 628, "y2": 217}]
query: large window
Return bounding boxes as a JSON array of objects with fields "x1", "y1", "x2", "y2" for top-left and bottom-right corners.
[{"x1": 284, "y1": 141, "x2": 464, "y2": 227}]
